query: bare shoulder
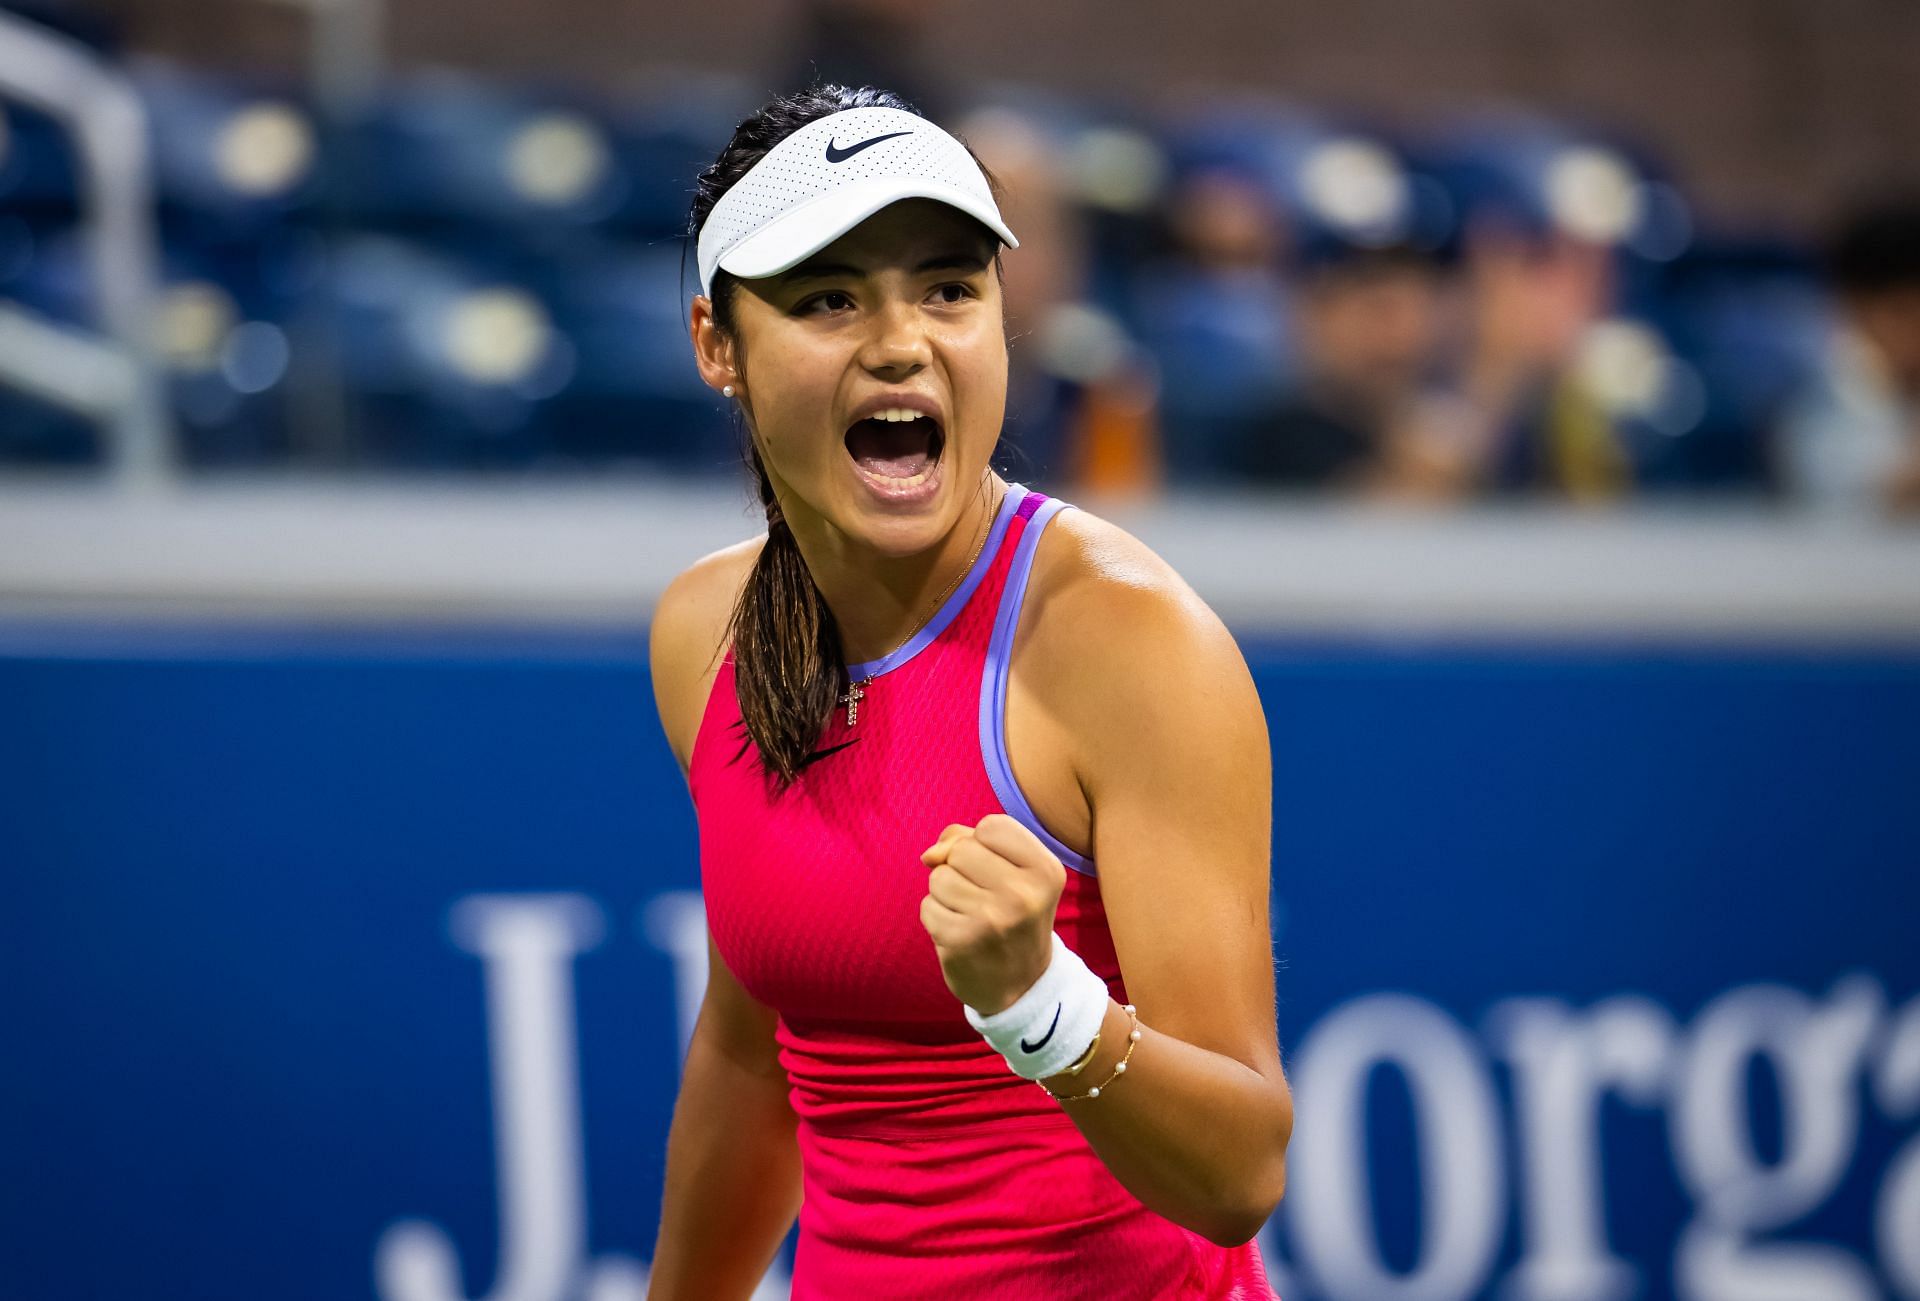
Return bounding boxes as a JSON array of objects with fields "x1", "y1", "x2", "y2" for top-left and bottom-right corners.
[
  {"x1": 1025, "y1": 507, "x2": 1280, "y2": 1093},
  {"x1": 1025, "y1": 504, "x2": 1241, "y2": 672},
  {"x1": 1020, "y1": 504, "x2": 1266, "y2": 786},
  {"x1": 650, "y1": 534, "x2": 766, "y2": 774}
]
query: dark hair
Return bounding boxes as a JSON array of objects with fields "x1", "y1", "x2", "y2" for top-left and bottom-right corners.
[
  {"x1": 1828, "y1": 198, "x2": 1920, "y2": 296},
  {"x1": 685, "y1": 83, "x2": 1007, "y2": 788}
]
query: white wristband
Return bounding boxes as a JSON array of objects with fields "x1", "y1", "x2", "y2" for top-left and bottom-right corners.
[{"x1": 964, "y1": 931, "x2": 1110, "y2": 1080}]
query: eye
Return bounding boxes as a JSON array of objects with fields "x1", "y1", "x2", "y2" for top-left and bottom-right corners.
[
  {"x1": 798, "y1": 290, "x2": 854, "y2": 315},
  {"x1": 933, "y1": 282, "x2": 975, "y2": 304}
]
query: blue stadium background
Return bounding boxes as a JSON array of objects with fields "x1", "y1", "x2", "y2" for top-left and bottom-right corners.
[
  {"x1": 5, "y1": 623, "x2": 1917, "y2": 1299},
  {"x1": 0, "y1": 32, "x2": 1834, "y2": 491},
  {"x1": 5, "y1": 0, "x2": 1920, "y2": 1296}
]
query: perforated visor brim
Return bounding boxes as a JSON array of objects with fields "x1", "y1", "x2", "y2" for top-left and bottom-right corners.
[{"x1": 714, "y1": 179, "x2": 1019, "y2": 287}]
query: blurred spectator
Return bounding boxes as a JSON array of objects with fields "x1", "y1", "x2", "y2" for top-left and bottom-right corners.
[
  {"x1": 1169, "y1": 167, "x2": 1292, "y2": 279},
  {"x1": 1773, "y1": 200, "x2": 1920, "y2": 518},
  {"x1": 1219, "y1": 241, "x2": 1435, "y2": 490},
  {"x1": 1217, "y1": 225, "x2": 1631, "y2": 503},
  {"x1": 1129, "y1": 164, "x2": 1293, "y2": 484},
  {"x1": 770, "y1": 0, "x2": 962, "y2": 122},
  {"x1": 0, "y1": 26, "x2": 1858, "y2": 496},
  {"x1": 962, "y1": 106, "x2": 1160, "y2": 495},
  {"x1": 1368, "y1": 225, "x2": 1630, "y2": 503}
]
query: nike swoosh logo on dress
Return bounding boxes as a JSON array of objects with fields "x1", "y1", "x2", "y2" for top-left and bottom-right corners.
[
  {"x1": 1020, "y1": 1004, "x2": 1061, "y2": 1053},
  {"x1": 825, "y1": 131, "x2": 912, "y2": 163},
  {"x1": 796, "y1": 737, "x2": 861, "y2": 771}
]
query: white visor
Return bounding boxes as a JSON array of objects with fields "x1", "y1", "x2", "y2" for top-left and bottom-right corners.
[{"x1": 696, "y1": 106, "x2": 1018, "y2": 299}]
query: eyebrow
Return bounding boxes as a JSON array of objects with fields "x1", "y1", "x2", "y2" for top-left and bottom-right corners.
[{"x1": 779, "y1": 250, "x2": 992, "y2": 285}]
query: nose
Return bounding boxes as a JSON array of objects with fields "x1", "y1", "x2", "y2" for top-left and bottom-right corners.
[{"x1": 857, "y1": 292, "x2": 932, "y2": 377}]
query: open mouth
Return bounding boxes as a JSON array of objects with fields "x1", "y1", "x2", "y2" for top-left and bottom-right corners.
[{"x1": 844, "y1": 411, "x2": 945, "y2": 486}]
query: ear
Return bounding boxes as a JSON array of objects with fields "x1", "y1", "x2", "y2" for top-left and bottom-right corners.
[{"x1": 689, "y1": 295, "x2": 739, "y2": 394}]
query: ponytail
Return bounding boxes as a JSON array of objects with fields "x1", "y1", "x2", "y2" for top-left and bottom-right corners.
[{"x1": 728, "y1": 435, "x2": 845, "y2": 789}]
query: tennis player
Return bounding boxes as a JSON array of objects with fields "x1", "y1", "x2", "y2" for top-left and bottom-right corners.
[{"x1": 647, "y1": 84, "x2": 1291, "y2": 1299}]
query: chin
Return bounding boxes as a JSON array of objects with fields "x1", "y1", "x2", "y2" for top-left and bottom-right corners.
[{"x1": 843, "y1": 492, "x2": 956, "y2": 558}]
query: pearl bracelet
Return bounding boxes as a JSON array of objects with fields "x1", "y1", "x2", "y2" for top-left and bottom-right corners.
[{"x1": 1047, "y1": 1003, "x2": 1141, "y2": 1102}]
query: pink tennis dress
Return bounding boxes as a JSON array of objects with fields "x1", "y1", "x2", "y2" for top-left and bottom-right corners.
[{"x1": 690, "y1": 483, "x2": 1281, "y2": 1299}]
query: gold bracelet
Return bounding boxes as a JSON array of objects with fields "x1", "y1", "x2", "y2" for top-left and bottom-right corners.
[
  {"x1": 1044, "y1": 1003, "x2": 1140, "y2": 1102},
  {"x1": 1060, "y1": 1028, "x2": 1102, "y2": 1077}
]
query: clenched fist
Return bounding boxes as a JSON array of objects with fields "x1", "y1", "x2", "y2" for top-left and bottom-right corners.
[{"x1": 919, "y1": 813, "x2": 1068, "y2": 1015}]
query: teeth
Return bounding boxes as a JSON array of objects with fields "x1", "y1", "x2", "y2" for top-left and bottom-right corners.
[
  {"x1": 869, "y1": 408, "x2": 926, "y2": 422},
  {"x1": 863, "y1": 465, "x2": 935, "y2": 487}
]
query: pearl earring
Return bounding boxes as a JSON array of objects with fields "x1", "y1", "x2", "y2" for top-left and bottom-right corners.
[{"x1": 722, "y1": 384, "x2": 735, "y2": 397}]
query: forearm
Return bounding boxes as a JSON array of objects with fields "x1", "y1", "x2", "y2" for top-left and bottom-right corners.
[
  {"x1": 647, "y1": 1023, "x2": 803, "y2": 1299},
  {"x1": 1041, "y1": 997, "x2": 1292, "y2": 1247}
]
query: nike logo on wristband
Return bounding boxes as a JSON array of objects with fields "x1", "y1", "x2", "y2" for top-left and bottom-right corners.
[
  {"x1": 1020, "y1": 1004, "x2": 1061, "y2": 1053},
  {"x1": 825, "y1": 131, "x2": 912, "y2": 163}
]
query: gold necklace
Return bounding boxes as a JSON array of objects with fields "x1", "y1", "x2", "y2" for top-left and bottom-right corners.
[{"x1": 839, "y1": 483, "x2": 1001, "y2": 727}]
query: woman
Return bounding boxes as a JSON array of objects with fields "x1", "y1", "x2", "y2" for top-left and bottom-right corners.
[{"x1": 647, "y1": 84, "x2": 1291, "y2": 1299}]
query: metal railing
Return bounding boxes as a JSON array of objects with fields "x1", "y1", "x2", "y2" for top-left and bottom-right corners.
[{"x1": 0, "y1": 11, "x2": 172, "y2": 489}]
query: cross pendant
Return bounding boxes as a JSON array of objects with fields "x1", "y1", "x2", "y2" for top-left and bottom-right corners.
[{"x1": 839, "y1": 677, "x2": 868, "y2": 727}]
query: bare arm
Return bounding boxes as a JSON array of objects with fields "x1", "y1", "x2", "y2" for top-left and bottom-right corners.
[
  {"x1": 646, "y1": 933, "x2": 802, "y2": 1299},
  {"x1": 645, "y1": 539, "x2": 800, "y2": 1298},
  {"x1": 1026, "y1": 517, "x2": 1292, "y2": 1248}
]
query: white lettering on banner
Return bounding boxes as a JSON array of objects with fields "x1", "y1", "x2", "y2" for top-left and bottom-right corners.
[
  {"x1": 640, "y1": 891, "x2": 709, "y2": 1069},
  {"x1": 1669, "y1": 977, "x2": 1883, "y2": 1301},
  {"x1": 1876, "y1": 997, "x2": 1920, "y2": 1298},
  {"x1": 1275, "y1": 972, "x2": 1915, "y2": 1301},
  {"x1": 372, "y1": 893, "x2": 1917, "y2": 1301},
  {"x1": 374, "y1": 895, "x2": 647, "y2": 1301},
  {"x1": 638, "y1": 892, "x2": 796, "y2": 1301},
  {"x1": 1483, "y1": 995, "x2": 1675, "y2": 1301},
  {"x1": 1288, "y1": 994, "x2": 1506, "y2": 1300}
]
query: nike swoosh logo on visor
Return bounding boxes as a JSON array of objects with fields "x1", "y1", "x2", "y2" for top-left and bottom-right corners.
[
  {"x1": 825, "y1": 131, "x2": 912, "y2": 163},
  {"x1": 1020, "y1": 1004, "x2": 1061, "y2": 1053}
]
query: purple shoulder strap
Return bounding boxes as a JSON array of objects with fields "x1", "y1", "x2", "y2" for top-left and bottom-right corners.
[{"x1": 978, "y1": 489, "x2": 1094, "y2": 875}]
